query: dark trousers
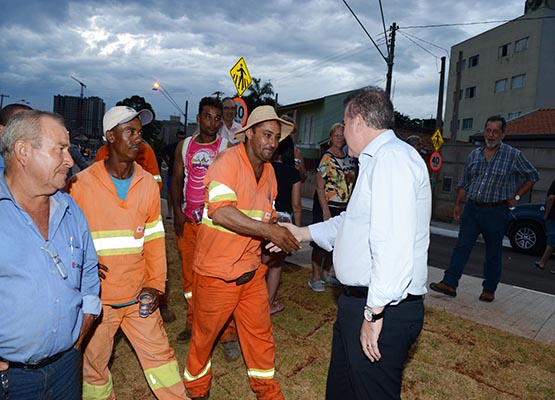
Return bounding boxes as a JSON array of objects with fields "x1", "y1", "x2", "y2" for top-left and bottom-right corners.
[
  {"x1": 443, "y1": 202, "x2": 510, "y2": 292},
  {"x1": 326, "y1": 294, "x2": 424, "y2": 400},
  {"x1": 0, "y1": 348, "x2": 81, "y2": 400}
]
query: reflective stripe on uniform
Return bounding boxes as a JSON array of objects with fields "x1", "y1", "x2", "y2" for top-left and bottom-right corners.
[
  {"x1": 144, "y1": 360, "x2": 183, "y2": 391},
  {"x1": 183, "y1": 360, "x2": 212, "y2": 382},
  {"x1": 208, "y1": 181, "x2": 237, "y2": 203},
  {"x1": 144, "y1": 216, "x2": 165, "y2": 242},
  {"x1": 202, "y1": 208, "x2": 265, "y2": 234},
  {"x1": 247, "y1": 367, "x2": 275, "y2": 379},
  {"x1": 153, "y1": 174, "x2": 162, "y2": 183},
  {"x1": 83, "y1": 373, "x2": 114, "y2": 400},
  {"x1": 184, "y1": 291, "x2": 192, "y2": 300},
  {"x1": 92, "y1": 230, "x2": 144, "y2": 256}
]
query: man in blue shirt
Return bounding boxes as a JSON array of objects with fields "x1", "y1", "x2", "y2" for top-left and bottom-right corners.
[
  {"x1": 430, "y1": 115, "x2": 539, "y2": 302},
  {"x1": 0, "y1": 110, "x2": 101, "y2": 399},
  {"x1": 0, "y1": 103, "x2": 33, "y2": 169}
]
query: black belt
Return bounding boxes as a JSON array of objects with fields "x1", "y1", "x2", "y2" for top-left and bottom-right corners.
[
  {"x1": 0, "y1": 348, "x2": 70, "y2": 370},
  {"x1": 469, "y1": 199, "x2": 507, "y2": 207},
  {"x1": 343, "y1": 286, "x2": 423, "y2": 303},
  {"x1": 224, "y1": 269, "x2": 256, "y2": 286}
]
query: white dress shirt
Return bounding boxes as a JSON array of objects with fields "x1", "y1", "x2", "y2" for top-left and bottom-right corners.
[
  {"x1": 218, "y1": 120, "x2": 242, "y2": 144},
  {"x1": 309, "y1": 130, "x2": 431, "y2": 308}
]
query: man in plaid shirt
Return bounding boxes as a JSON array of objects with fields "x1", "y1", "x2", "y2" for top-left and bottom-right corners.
[{"x1": 430, "y1": 115, "x2": 539, "y2": 302}]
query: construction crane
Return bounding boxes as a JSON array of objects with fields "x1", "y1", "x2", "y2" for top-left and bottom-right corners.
[{"x1": 70, "y1": 75, "x2": 87, "y2": 99}]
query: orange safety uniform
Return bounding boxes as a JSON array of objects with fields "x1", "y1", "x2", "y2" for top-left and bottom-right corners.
[
  {"x1": 68, "y1": 161, "x2": 188, "y2": 400},
  {"x1": 95, "y1": 141, "x2": 163, "y2": 190},
  {"x1": 184, "y1": 143, "x2": 283, "y2": 400}
]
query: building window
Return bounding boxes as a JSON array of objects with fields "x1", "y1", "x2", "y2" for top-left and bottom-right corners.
[
  {"x1": 498, "y1": 43, "x2": 510, "y2": 58},
  {"x1": 462, "y1": 118, "x2": 473, "y2": 130},
  {"x1": 511, "y1": 74, "x2": 525, "y2": 89},
  {"x1": 508, "y1": 111, "x2": 522, "y2": 120},
  {"x1": 465, "y1": 86, "x2": 477, "y2": 98},
  {"x1": 468, "y1": 55, "x2": 479, "y2": 68},
  {"x1": 514, "y1": 37, "x2": 528, "y2": 53},
  {"x1": 303, "y1": 113, "x2": 315, "y2": 144},
  {"x1": 495, "y1": 79, "x2": 508, "y2": 93}
]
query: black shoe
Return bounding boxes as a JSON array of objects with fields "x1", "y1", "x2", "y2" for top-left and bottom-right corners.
[
  {"x1": 159, "y1": 306, "x2": 176, "y2": 323},
  {"x1": 429, "y1": 281, "x2": 457, "y2": 297},
  {"x1": 177, "y1": 327, "x2": 192, "y2": 343}
]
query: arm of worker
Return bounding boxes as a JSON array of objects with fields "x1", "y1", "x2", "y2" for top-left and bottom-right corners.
[
  {"x1": 212, "y1": 206, "x2": 300, "y2": 254},
  {"x1": 142, "y1": 180, "x2": 167, "y2": 300},
  {"x1": 170, "y1": 140, "x2": 190, "y2": 237}
]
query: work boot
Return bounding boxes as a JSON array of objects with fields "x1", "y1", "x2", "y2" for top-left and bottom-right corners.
[
  {"x1": 222, "y1": 340, "x2": 241, "y2": 362},
  {"x1": 159, "y1": 305, "x2": 176, "y2": 323},
  {"x1": 177, "y1": 325, "x2": 192, "y2": 343},
  {"x1": 429, "y1": 281, "x2": 457, "y2": 297}
]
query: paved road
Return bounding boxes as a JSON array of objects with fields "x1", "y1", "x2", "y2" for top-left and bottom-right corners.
[{"x1": 428, "y1": 234, "x2": 555, "y2": 295}]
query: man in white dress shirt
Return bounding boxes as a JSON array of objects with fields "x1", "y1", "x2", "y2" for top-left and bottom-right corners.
[
  {"x1": 283, "y1": 86, "x2": 431, "y2": 399},
  {"x1": 218, "y1": 97, "x2": 241, "y2": 145}
]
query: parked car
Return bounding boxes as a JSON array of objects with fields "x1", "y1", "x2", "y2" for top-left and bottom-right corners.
[{"x1": 507, "y1": 203, "x2": 546, "y2": 255}]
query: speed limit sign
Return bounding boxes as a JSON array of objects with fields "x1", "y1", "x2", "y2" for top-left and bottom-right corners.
[
  {"x1": 233, "y1": 97, "x2": 248, "y2": 127},
  {"x1": 429, "y1": 151, "x2": 443, "y2": 171}
]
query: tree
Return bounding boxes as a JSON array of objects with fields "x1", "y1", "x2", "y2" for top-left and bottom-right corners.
[{"x1": 242, "y1": 77, "x2": 277, "y2": 111}]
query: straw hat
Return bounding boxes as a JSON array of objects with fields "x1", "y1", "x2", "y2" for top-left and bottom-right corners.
[{"x1": 234, "y1": 105, "x2": 294, "y2": 142}]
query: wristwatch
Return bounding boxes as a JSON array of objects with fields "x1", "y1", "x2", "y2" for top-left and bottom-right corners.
[
  {"x1": 364, "y1": 306, "x2": 385, "y2": 323},
  {"x1": 514, "y1": 194, "x2": 521, "y2": 201}
]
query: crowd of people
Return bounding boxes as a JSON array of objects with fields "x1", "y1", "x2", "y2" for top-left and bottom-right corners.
[{"x1": 0, "y1": 85, "x2": 549, "y2": 400}]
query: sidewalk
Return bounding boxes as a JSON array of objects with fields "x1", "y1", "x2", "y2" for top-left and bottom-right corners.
[{"x1": 296, "y1": 197, "x2": 555, "y2": 345}]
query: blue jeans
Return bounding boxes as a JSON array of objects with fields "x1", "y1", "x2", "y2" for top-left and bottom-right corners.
[
  {"x1": 0, "y1": 348, "x2": 81, "y2": 400},
  {"x1": 443, "y1": 202, "x2": 510, "y2": 292}
]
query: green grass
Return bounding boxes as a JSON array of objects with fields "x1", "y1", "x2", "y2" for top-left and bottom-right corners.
[{"x1": 107, "y1": 222, "x2": 555, "y2": 399}]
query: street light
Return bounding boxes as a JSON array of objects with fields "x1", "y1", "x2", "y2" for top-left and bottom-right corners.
[{"x1": 152, "y1": 82, "x2": 188, "y2": 124}]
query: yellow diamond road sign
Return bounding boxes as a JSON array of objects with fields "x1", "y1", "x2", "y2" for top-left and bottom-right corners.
[
  {"x1": 431, "y1": 128, "x2": 444, "y2": 151},
  {"x1": 230, "y1": 57, "x2": 252, "y2": 97}
]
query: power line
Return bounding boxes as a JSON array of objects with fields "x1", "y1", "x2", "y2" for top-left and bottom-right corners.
[
  {"x1": 402, "y1": 15, "x2": 555, "y2": 30},
  {"x1": 399, "y1": 31, "x2": 450, "y2": 57},
  {"x1": 398, "y1": 30, "x2": 439, "y2": 60}
]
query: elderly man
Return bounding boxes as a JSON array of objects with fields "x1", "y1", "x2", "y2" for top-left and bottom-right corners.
[
  {"x1": 283, "y1": 87, "x2": 431, "y2": 399},
  {"x1": 183, "y1": 106, "x2": 300, "y2": 400},
  {"x1": 0, "y1": 103, "x2": 33, "y2": 168},
  {"x1": 67, "y1": 106, "x2": 188, "y2": 399},
  {"x1": 0, "y1": 110, "x2": 101, "y2": 399},
  {"x1": 217, "y1": 97, "x2": 241, "y2": 145},
  {"x1": 430, "y1": 115, "x2": 539, "y2": 302}
]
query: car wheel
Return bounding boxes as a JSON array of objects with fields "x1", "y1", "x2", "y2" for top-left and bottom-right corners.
[{"x1": 508, "y1": 220, "x2": 546, "y2": 256}]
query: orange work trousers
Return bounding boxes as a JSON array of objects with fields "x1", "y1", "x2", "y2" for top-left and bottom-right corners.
[
  {"x1": 82, "y1": 303, "x2": 188, "y2": 400},
  {"x1": 176, "y1": 221, "x2": 236, "y2": 342},
  {"x1": 184, "y1": 266, "x2": 283, "y2": 400}
]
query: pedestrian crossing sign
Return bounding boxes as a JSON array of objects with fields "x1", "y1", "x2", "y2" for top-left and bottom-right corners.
[
  {"x1": 230, "y1": 57, "x2": 253, "y2": 97},
  {"x1": 431, "y1": 128, "x2": 444, "y2": 151}
]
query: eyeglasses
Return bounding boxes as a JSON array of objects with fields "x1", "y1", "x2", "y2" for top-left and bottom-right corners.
[{"x1": 41, "y1": 242, "x2": 68, "y2": 280}]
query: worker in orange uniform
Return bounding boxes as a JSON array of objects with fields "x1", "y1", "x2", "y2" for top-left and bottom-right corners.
[
  {"x1": 95, "y1": 121, "x2": 176, "y2": 323},
  {"x1": 183, "y1": 106, "x2": 301, "y2": 400},
  {"x1": 68, "y1": 106, "x2": 189, "y2": 400},
  {"x1": 170, "y1": 97, "x2": 241, "y2": 362}
]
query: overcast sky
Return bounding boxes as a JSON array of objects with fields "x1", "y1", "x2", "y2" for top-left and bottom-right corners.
[{"x1": 1, "y1": 0, "x2": 526, "y2": 124}]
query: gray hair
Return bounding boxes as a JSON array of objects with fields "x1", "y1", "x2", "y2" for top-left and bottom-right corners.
[
  {"x1": 1, "y1": 110, "x2": 65, "y2": 164},
  {"x1": 344, "y1": 86, "x2": 394, "y2": 130}
]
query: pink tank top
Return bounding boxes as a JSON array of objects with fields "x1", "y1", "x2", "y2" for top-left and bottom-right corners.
[{"x1": 182, "y1": 136, "x2": 228, "y2": 220}]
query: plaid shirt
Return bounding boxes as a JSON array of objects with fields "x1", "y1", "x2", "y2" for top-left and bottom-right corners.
[{"x1": 458, "y1": 143, "x2": 539, "y2": 203}]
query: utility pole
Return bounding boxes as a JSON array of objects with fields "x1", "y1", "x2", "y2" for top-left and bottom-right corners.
[
  {"x1": 449, "y1": 51, "x2": 463, "y2": 143},
  {"x1": 0, "y1": 94, "x2": 9, "y2": 108},
  {"x1": 184, "y1": 100, "x2": 189, "y2": 131},
  {"x1": 435, "y1": 56, "x2": 446, "y2": 130},
  {"x1": 385, "y1": 22, "x2": 397, "y2": 96}
]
